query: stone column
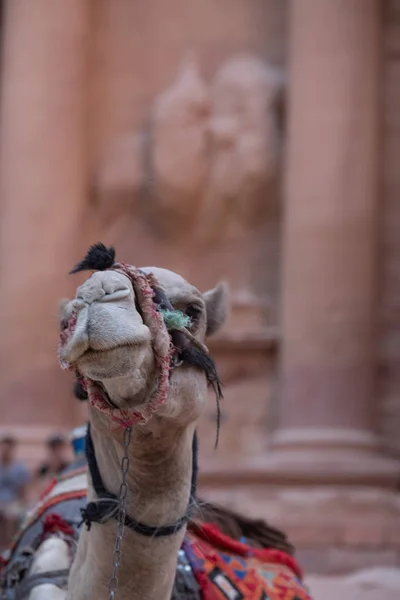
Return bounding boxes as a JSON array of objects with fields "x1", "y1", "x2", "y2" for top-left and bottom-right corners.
[
  {"x1": 269, "y1": 0, "x2": 399, "y2": 484},
  {"x1": 0, "y1": 0, "x2": 90, "y2": 451}
]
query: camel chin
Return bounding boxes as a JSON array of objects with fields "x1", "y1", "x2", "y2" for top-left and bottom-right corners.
[{"x1": 76, "y1": 343, "x2": 150, "y2": 380}]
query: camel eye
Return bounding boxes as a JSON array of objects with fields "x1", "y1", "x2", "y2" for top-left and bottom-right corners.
[{"x1": 185, "y1": 304, "x2": 202, "y2": 322}]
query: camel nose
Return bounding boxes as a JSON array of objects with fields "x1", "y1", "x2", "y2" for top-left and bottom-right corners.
[
  {"x1": 75, "y1": 271, "x2": 131, "y2": 305},
  {"x1": 58, "y1": 270, "x2": 151, "y2": 367}
]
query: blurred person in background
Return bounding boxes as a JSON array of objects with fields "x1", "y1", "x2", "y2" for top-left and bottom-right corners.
[
  {"x1": 0, "y1": 436, "x2": 30, "y2": 548},
  {"x1": 36, "y1": 435, "x2": 69, "y2": 480},
  {"x1": 68, "y1": 424, "x2": 87, "y2": 470},
  {"x1": 28, "y1": 435, "x2": 70, "y2": 502},
  {"x1": 27, "y1": 433, "x2": 77, "y2": 507}
]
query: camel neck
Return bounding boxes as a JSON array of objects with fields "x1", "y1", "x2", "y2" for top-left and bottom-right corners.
[
  {"x1": 81, "y1": 423, "x2": 196, "y2": 535},
  {"x1": 67, "y1": 420, "x2": 196, "y2": 600}
]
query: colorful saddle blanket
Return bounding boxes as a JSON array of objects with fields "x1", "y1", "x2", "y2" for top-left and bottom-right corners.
[
  {"x1": 184, "y1": 525, "x2": 311, "y2": 600},
  {"x1": 0, "y1": 465, "x2": 311, "y2": 600}
]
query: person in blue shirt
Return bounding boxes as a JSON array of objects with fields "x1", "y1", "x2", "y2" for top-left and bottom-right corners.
[{"x1": 0, "y1": 436, "x2": 30, "y2": 548}]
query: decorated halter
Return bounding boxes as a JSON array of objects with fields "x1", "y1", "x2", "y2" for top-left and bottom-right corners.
[{"x1": 58, "y1": 244, "x2": 208, "y2": 429}]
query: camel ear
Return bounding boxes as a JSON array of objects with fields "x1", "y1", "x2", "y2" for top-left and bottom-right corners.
[{"x1": 203, "y1": 282, "x2": 229, "y2": 337}]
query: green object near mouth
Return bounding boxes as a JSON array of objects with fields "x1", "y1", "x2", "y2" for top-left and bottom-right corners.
[{"x1": 159, "y1": 308, "x2": 192, "y2": 330}]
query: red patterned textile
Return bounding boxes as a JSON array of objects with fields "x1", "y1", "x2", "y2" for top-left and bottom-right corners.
[
  {"x1": 185, "y1": 523, "x2": 312, "y2": 600},
  {"x1": 2, "y1": 466, "x2": 87, "y2": 562},
  {"x1": 1, "y1": 469, "x2": 313, "y2": 600}
]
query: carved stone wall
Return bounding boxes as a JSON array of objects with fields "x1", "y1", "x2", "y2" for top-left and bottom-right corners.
[
  {"x1": 95, "y1": 51, "x2": 283, "y2": 301},
  {"x1": 90, "y1": 0, "x2": 286, "y2": 296},
  {"x1": 0, "y1": 0, "x2": 287, "y2": 469},
  {"x1": 89, "y1": 0, "x2": 287, "y2": 469},
  {"x1": 378, "y1": 0, "x2": 400, "y2": 458},
  {"x1": 0, "y1": 0, "x2": 92, "y2": 443},
  {"x1": 1, "y1": 0, "x2": 400, "y2": 577}
]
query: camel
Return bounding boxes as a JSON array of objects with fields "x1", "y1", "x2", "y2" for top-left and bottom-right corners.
[{"x1": 0, "y1": 244, "x2": 312, "y2": 600}]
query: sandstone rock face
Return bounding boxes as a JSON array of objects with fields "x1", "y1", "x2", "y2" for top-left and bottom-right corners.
[
  {"x1": 0, "y1": 0, "x2": 286, "y2": 471},
  {"x1": 378, "y1": 0, "x2": 400, "y2": 459},
  {"x1": 306, "y1": 568, "x2": 400, "y2": 600},
  {"x1": 95, "y1": 133, "x2": 144, "y2": 223},
  {"x1": 0, "y1": 0, "x2": 91, "y2": 430},
  {"x1": 3, "y1": 0, "x2": 400, "y2": 579},
  {"x1": 197, "y1": 55, "x2": 283, "y2": 242},
  {"x1": 95, "y1": 54, "x2": 283, "y2": 243},
  {"x1": 149, "y1": 59, "x2": 211, "y2": 237}
]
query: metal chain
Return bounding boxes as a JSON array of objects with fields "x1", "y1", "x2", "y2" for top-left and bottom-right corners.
[{"x1": 108, "y1": 426, "x2": 132, "y2": 600}]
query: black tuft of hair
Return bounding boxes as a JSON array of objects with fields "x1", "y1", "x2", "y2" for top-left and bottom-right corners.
[
  {"x1": 192, "y1": 501, "x2": 295, "y2": 555},
  {"x1": 178, "y1": 346, "x2": 223, "y2": 449},
  {"x1": 70, "y1": 243, "x2": 116, "y2": 274}
]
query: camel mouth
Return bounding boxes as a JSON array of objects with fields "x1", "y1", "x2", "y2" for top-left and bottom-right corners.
[
  {"x1": 81, "y1": 341, "x2": 143, "y2": 359},
  {"x1": 77, "y1": 342, "x2": 152, "y2": 382},
  {"x1": 90, "y1": 338, "x2": 146, "y2": 352},
  {"x1": 59, "y1": 328, "x2": 150, "y2": 369}
]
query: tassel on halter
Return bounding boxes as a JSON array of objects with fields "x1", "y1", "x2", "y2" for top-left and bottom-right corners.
[{"x1": 41, "y1": 514, "x2": 75, "y2": 540}]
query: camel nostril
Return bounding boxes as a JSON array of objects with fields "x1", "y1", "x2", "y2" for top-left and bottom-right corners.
[{"x1": 101, "y1": 288, "x2": 130, "y2": 302}]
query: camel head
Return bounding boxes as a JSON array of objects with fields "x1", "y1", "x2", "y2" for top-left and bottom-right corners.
[{"x1": 58, "y1": 243, "x2": 229, "y2": 430}]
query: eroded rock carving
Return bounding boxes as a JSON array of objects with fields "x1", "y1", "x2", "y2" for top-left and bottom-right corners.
[{"x1": 95, "y1": 54, "x2": 284, "y2": 241}]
